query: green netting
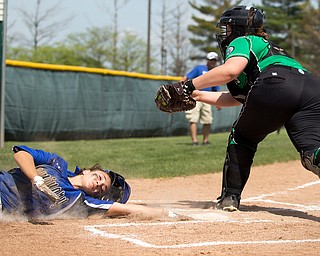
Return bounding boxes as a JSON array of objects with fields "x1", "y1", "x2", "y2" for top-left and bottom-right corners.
[{"x1": 4, "y1": 65, "x2": 240, "y2": 141}]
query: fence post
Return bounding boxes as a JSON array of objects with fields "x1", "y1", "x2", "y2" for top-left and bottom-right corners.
[{"x1": 0, "y1": 0, "x2": 7, "y2": 148}]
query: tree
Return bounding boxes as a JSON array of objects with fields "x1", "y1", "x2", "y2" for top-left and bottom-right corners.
[
  {"x1": 258, "y1": 0, "x2": 305, "y2": 57},
  {"x1": 188, "y1": 0, "x2": 240, "y2": 60},
  {"x1": 7, "y1": 44, "x2": 83, "y2": 66},
  {"x1": 158, "y1": 0, "x2": 169, "y2": 75},
  {"x1": 297, "y1": 0, "x2": 320, "y2": 76},
  {"x1": 18, "y1": 0, "x2": 73, "y2": 50},
  {"x1": 95, "y1": 0, "x2": 130, "y2": 70},
  {"x1": 154, "y1": 0, "x2": 190, "y2": 76},
  {"x1": 7, "y1": 26, "x2": 114, "y2": 67},
  {"x1": 258, "y1": 0, "x2": 320, "y2": 76},
  {"x1": 167, "y1": 3, "x2": 190, "y2": 76},
  {"x1": 6, "y1": 25, "x2": 151, "y2": 72},
  {"x1": 63, "y1": 27, "x2": 114, "y2": 68},
  {"x1": 117, "y1": 31, "x2": 150, "y2": 73}
]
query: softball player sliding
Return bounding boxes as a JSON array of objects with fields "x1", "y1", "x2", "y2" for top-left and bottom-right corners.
[{"x1": 0, "y1": 145, "x2": 176, "y2": 219}]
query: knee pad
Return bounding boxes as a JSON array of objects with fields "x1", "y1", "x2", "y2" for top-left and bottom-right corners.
[{"x1": 301, "y1": 149, "x2": 320, "y2": 178}]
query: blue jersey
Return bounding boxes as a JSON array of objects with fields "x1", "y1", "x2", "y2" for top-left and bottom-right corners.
[
  {"x1": 0, "y1": 145, "x2": 115, "y2": 218},
  {"x1": 185, "y1": 65, "x2": 220, "y2": 92}
]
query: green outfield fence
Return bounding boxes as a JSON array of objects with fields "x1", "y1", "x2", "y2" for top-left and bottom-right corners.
[{"x1": 5, "y1": 60, "x2": 240, "y2": 141}]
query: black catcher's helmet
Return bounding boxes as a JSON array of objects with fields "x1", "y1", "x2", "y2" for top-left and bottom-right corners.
[
  {"x1": 101, "y1": 170, "x2": 131, "y2": 203},
  {"x1": 216, "y1": 6, "x2": 265, "y2": 59}
]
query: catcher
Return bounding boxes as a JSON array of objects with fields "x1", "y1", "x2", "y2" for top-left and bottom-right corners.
[
  {"x1": 155, "y1": 6, "x2": 320, "y2": 211},
  {"x1": 0, "y1": 145, "x2": 177, "y2": 219}
]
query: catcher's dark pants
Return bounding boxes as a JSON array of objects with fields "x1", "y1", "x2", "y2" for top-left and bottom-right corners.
[{"x1": 222, "y1": 66, "x2": 320, "y2": 198}]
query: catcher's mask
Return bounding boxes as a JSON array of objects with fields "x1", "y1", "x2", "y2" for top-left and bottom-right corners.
[{"x1": 216, "y1": 5, "x2": 264, "y2": 59}]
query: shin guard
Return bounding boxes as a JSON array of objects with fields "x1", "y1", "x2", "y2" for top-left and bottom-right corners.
[{"x1": 219, "y1": 132, "x2": 257, "y2": 200}]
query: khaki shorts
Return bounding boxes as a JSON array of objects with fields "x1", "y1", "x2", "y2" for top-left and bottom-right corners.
[{"x1": 185, "y1": 102, "x2": 213, "y2": 124}]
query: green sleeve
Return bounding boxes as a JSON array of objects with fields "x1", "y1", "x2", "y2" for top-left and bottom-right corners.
[{"x1": 225, "y1": 37, "x2": 251, "y2": 61}]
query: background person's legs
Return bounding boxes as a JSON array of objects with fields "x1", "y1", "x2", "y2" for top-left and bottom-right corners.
[
  {"x1": 189, "y1": 122, "x2": 198, "y2": 145},
  {"x1": 186, "y1": 102, "x2": 201, "y2": 145},
  {"x1": 199, "y1": 102, "x2": 213, "y2": 145},
  {"x1": 202, "y1": 124, "x2": 211, "y2": 144}
]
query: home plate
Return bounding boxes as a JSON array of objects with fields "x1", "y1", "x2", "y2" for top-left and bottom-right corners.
[{"x1": 173, "y1": 209, "x2": 229, "y2": 221}]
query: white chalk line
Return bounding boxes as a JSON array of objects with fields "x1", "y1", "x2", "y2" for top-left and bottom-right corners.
[
  {"x1": 244, "y1": 199, "x2": 320, "y2": 211},
  {"x1": 84, "y1": 219, "x2": 271, "y2": 229},
  {"x1": 84, "y1": 180, "x2": 320, "y2": 249},
  {"x1": 242, "y1": 179, "x2": 320, "y2": 211},
  {"x1": 244, "y1": 180, "x2": 320, "y2": 201},
  {"x1": 85, "y1": 225, "x2": 320, "y2": 249}
]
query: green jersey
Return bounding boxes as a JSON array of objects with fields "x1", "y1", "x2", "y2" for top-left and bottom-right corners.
[{"x1": 225, "y1": 35, "x2": 307, "y2": 103}]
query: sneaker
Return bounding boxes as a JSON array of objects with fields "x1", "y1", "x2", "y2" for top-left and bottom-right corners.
[
  {"x1": 215, "y1": 195, "x2": 240, "y2": 212},
  {"x1": 192, "y1": 142, "x2": 199, "y2": 146},
  {"x1": 202, "y1": 141, "x2": 210, "y2": 145}
]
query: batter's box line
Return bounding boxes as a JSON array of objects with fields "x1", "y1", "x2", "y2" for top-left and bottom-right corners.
[
  {"x1": 84, "y1": 219, "x2": 271, "y2": 229},
  {"x1": 244, "y1": 180, "x2": 320, "y2": 201},
  {"x1": 242, "y1": 180, "x2": 320, "y2": 209},
  {"x1": 243, "y1": 198, "x2": 320, "y2": 211},
  {"x1": 84, "y1": 225, "x2": 320, "y2": 249}
]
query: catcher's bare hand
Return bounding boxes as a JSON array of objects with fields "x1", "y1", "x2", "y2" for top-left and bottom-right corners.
[
  {"x1": 154, "y1": 81, "x2": 196, "y2": 113},
  {"x1": 33, "y1": 176, "x2": 60, "y2": 203}
]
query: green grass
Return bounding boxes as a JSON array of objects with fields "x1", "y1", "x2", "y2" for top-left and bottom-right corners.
[{"x1": 0, "y1": 130, "x2": 299, "y2": 179}]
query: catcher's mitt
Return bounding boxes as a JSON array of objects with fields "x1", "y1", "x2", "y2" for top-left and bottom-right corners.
[{"x1": 155, "y1": 81, "x2": 196, "y2": 113}]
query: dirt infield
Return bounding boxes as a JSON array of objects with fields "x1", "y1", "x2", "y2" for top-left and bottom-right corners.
[{"x1": 1, "y1": 160, "x2": 320, "y2": 256}]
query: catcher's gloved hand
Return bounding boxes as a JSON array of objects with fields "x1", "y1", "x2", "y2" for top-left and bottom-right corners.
[
  {"x1": 33, "y1": 176, "x2": 60, "y2": 203},
  {"x1": 154, "y1": 80, "x2": 196, "y2": 113}
]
